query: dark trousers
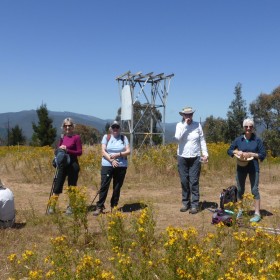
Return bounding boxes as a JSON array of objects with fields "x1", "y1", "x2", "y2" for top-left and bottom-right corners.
[
  {"x1": 236, "y1": 171, "x2": 260, "y2": 200},
  {"x1": 177, "y1": 156, "x2": 201, "y2": 208},
  {"x1": 96, "y1": 166, "x2": 127, "y2": 209},
  {"x1": 53, "y1": 160, "x2": 80, "y2": 194}
]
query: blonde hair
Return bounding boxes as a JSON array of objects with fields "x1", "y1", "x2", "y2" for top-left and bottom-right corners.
[
  {"x1": 243, "y1": 118, "x2": 254, "y2": 127},
  {"x1": 61, "y1": 117, "x2": 75, "y2": 129}
]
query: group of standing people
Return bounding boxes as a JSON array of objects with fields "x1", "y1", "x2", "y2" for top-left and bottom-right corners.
[
  {"x1": 175, "y1": 106, "x2": 266, "y2": 223},
  {"x1": 47, "y1": 118, "x2": 130, "y2": 216},
  {"x1": 1, "y1": 107, "x2": 267, "y2": 227}
]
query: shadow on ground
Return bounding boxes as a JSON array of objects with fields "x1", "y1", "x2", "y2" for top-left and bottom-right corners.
[
  {"x1": 199, "y1": 200, "x2": 219, "y2": 211},
  {"x1": 119, "y1": 203, "x2": 147, "y2": 213},
  {"x1": 87, "y1": 202, "x2": 148, "y2": 213},
  {"x1": 248, "y1": 209, "x2": 273, "y2": 217}
]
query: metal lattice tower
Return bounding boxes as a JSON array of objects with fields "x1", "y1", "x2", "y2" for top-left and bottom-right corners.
[{"x1": 116, "y1": 71, "x2": 174, "y2": 156}]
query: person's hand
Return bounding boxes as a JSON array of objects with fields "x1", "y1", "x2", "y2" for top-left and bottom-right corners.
[
  {"x1": 237, "y1": 150, "x2": 243, "y2": 157},
  {"x1": 185, "y1": 117, "x2": 192, "y2": 125},
  {"x1": 59, "y1": 145, "x2": 67, "y2": 150},
  {"x1": 200, "y1": 156, "x2": 208, "y2": 163},
  {"x1": 110, "y1": 153, "x2": 119, "y2": 159},
  {"x1": 111, "y1": 159, "x2": 119, "y2": 168},
  {"x1": 242, "y1": 152, "x2": 252, "y2": 159}
]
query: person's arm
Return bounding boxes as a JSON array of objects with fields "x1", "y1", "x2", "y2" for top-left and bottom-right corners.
[
  {"x1": 227, "y1": 138, "x2": 239, "y2": 157},
  {"x1": 174, "y1": 122, "x2": 186, "y2": 141},
  {"x1": 121, "y1": 137, "x2": 131, "y2": 157},
  {"x1": 255, "y1": 138, "x2": 266, "y2": 161},
  {"x1": 199, "y1": 124, "x2": 208, "y2": 158},
  {"x1": 102, "y1": 143, "x2": 114, "y2": 162}
]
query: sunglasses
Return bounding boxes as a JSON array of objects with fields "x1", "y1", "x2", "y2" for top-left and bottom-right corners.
[
  {"x1": 244, "y1": 126, "x2": 253, "y2": 129},
  {"x1": 64, "y1": 124, "x2": 73, "y2": 128},
  {"x1": 183, "y1": 113, "x2": 193, "y2": 117},
  {"x1": 111, "y1": 125, "x2": 120, "y2": 129}
]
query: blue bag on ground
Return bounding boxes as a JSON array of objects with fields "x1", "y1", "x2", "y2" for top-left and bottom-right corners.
[{"x1": 52, "y1": 148, "x2": 70, "y2": 168}]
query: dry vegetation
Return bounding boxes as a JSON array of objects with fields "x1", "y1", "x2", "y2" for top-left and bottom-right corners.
[{"x1": 0, "y1": 144, "x2": 280, "y2": 279}]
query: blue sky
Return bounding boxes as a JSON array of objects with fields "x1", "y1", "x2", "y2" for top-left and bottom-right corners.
[{"x1": 0, "y1": 0, "x2": 279, "y2": 123}]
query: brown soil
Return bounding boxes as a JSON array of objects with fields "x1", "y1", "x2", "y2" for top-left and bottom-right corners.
[{"x1": 1, "y1": 163, "x2": 279, "y2": 234}]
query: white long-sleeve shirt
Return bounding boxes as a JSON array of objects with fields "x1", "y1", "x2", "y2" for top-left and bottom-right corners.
[{"x1": 174, "y1": 121, "x2": 208, "y2": 158}]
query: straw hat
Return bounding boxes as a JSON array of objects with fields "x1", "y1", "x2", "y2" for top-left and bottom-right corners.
[
  {"x1": 179, "y1": 107, "x2": 195, "y2": 116},
  {"x1": 234, "y1": 154, "x2": 254, "y2": 167}
]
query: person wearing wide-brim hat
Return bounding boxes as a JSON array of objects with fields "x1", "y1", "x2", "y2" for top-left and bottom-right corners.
[
  {"x1": 175, "y1": 106, "x2": 209, "y2": 214},
  {"x1": 0, "y1": 179, "x2": 15, "y2": 229},
  {"x1": 227, "y1": 118, "x2": 266, "y2": 223}
]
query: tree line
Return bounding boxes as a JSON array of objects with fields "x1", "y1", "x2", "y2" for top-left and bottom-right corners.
[
  {"x1": 3, "y1": 104, "x2": 101, "y2": 147},
  {"x1": 203, "y1": 83, "x2": 280, "y2": 156},
  {"x1": 2, "y1": 83, "x2": 280, "y2": 156}
]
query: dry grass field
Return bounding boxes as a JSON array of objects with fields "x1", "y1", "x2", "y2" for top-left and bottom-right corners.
[{"x1": 0, "y1": 144, "x2": 280, "y2": 279}]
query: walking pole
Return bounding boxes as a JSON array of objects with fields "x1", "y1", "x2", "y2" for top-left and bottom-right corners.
[
  {"x1": 46, "y1": 167, "x2": 58, "y2": 214},
  {"x1": 88, "y1": 187, "x2": 100, "y2": 211}
]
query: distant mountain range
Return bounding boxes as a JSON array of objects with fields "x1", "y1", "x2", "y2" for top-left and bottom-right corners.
[{"x1": 0, "y1": 110, "x2": 176, "y2": 143}]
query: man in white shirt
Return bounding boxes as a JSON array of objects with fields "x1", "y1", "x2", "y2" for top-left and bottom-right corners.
[
  {"x1": 175, "y1": 107, "x2": 208, "y2": 214},
  {"x1": 0, "y1": 179, "x2": 15, "y2": 228}
]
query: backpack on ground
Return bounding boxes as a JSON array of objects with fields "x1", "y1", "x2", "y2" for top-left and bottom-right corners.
[
  {"x1": 212, "y1": 209, "x2": 233, "y2": 226},
  {"x1": 220, "y1": 185, "x2": 237, "y2": 209}
]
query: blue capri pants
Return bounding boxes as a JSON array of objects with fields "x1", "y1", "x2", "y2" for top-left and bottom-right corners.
[{"x1": 236, "y1": 171, "x2": 260, "y2": 200}]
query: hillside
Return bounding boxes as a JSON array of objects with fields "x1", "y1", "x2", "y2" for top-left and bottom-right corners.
[{"x1": 0, "y1": 110, "x2": 176, "y2": 143}]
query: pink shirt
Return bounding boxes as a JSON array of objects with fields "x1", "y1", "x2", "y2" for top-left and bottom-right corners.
[{"x1": 59, "y1": 134, "x2": 82, "y2": 160}]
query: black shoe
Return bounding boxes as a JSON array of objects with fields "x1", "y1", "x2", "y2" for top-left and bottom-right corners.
[
  {"x1": 189, "y1": 207, "x2": 198, "y2": 214},
  {"x1": 180, "y1": 205, "x2": 190, "y2": 212}
]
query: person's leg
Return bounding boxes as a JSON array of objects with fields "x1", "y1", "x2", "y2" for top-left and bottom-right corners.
[
  {"x1": 249, "y1": 172, "x2": 261, "y2": 222},
  {"x1": 53, "y1": 164, "x2": 67, "y2": 195},
  {"x1": 96, "y1": 166, "x2": 113, "y2": 210},
  {"x1": 110, "y1": 167, "x2": 127, "y2": 208},
  {"x1": 63, "y1": 161, "x2": 80, "y2": 215},
  {"x1": 188, "y1": 157, "x2": 201, "y2": 210},
  {"x1": 67, "y1": 161, "x2": 80, "y2": 186},
  {"x1": 177, "y1": 156, "x2": 190, "y2": 210},
  {"x1": 235, "y1": 170, "x2": 247, "y2": 218},
  {"x1": 236, "y1": 170, "x2": 247, "y2": 200}
]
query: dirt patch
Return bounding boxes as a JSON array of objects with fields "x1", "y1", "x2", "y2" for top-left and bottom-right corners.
[{"x1": 1, "y1": 163, "x2": 279, "y2": 233}]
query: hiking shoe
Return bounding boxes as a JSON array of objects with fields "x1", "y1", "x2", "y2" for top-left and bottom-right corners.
[
  {"x1": 189, "y1": 207, "x2": 198, "y2": 214},
  {"x1": 47, "y1": 206, "x2": 55, "y2": 215},
  {"x1": 236, "y1": 210, "x2": 243, "y2": 219},
  {"x1": 180, "y1": 205, "x2": 190, "y2": 212},
  {"x1": 93, "y1": 207, "x2": 103, "y2": 216},
  {"x1": 250, "y1": 214, "x2": 261, "y2": 223},
  {"x1": 65, "y1": 206, "x2": 73, "y2": 215}
]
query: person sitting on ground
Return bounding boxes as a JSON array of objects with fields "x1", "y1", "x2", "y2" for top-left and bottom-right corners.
[
  {"x1": 93, "y1": 121, "x2": 130, "y2": 216},
  {"x1": 0, "y1": 179, "x2": 15, "y2": 229},
  {"x1": 227, "y1": 118, "x2": 266, "y2": 223},
  {"x1": 47, "y1": 117, "x2": 82, "y2": 215}
]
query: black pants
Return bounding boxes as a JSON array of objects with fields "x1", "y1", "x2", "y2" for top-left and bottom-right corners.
[
  {"x1": 53, "y1": 160, "x2": 80, "y2": 194},
  {"x1": 96, "y1": 166, "x2": 127, "y2": 209}
]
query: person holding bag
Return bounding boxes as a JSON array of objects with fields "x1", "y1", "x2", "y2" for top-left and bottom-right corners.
[
  {"x1": 227, "y1": 118, "x2": 266, "y2": 223},
  {"x1": 47, "y1": 117, "x2": 82, "y2": 215}
]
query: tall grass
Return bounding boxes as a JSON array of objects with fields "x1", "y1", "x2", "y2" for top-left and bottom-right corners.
[{"x1": 0, "y1": 144, "x2": 280, "y2": 279}]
